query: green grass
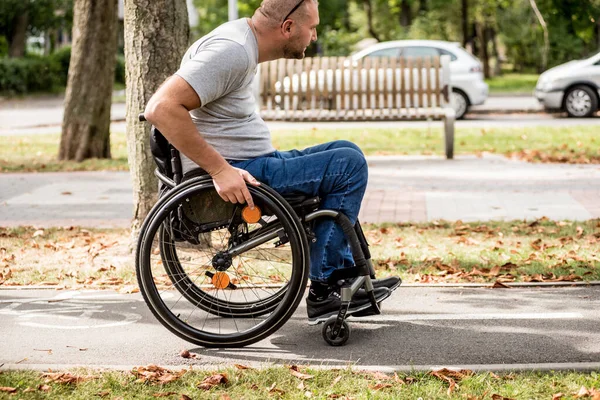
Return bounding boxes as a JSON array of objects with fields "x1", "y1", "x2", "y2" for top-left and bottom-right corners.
[
  {"x1": 1, "y1": 220, "x2": 598, "y2": 288},
  {"x1": 0, "y1": 367, "x2": 599, "y2": 399},
  {"x1": 0, "y1": 132, "x2": 128, "y2": 172},
  {"x1": 485, "y1": 73, "x2": 539, "y2": 94},
  {"x1": 1, "y1": 125, "x2": 598, "y2": 173},
  {"x1": 367, "y1": 219, "x2": 600, "y2": 283}
]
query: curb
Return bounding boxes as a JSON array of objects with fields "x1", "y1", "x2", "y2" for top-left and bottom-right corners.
[
  {"x1": 2, "y1": 362, "x2": 600, "y2": 373},
  {"x1": 2, "y1": 281, "x2": 600, "y2": 291}
]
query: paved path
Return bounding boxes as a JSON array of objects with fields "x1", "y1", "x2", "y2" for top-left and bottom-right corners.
[
  {"x1": 1, "y1": 286, "x2": 599, "y2": 371},
  {"x1": 1, "y1": 154, "x2": 598, "y2": 228}
]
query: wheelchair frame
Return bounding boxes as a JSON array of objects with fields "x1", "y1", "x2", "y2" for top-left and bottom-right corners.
[{"x1": 137, "y1": 114, "x2": 384, "y2": 346}]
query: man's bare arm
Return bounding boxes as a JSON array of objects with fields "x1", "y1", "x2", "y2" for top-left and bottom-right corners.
[{"x1": 144, "y1": 75, "x2": 259, "y2": 208}]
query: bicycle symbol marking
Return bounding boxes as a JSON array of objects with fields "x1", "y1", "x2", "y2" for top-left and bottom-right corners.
[{"x1": 0, "y1": 291, "x2": 143, "y2": 330}]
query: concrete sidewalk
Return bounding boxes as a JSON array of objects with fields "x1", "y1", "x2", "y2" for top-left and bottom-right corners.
[{"x1": 1, "y1": 154, "x2": 598, "y2": 228}]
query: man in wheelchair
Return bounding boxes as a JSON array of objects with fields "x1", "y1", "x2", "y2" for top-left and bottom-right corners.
[{"x1": 143, "y1": 0, "x2": 400, "y2": 324}]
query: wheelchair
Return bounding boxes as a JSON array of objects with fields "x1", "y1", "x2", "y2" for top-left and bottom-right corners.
[{"x1": 136, "y1": 114, "x2": 396, "y2": 347}]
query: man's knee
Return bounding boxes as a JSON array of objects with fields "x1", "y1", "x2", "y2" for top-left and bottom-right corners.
[
  {"x1": 330, "y1": 148, "x2": 368, "y2": 186},
  {"x1": 329, "y1": 140, "x2": 364, "y2": 156}
]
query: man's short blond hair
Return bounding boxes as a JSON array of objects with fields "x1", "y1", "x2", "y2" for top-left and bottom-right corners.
[{"x1": 256, "y1": 0, "x2": 318, "y2": 28}]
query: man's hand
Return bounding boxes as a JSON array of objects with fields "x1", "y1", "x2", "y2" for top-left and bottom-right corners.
[{"x1": 212, "y1": 165, "x2": 261, "y2": 209}]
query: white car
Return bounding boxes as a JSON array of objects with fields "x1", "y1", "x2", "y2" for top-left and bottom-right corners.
[
  {"x1": 535, "y1": 51, "x2": 600, "y2": 117},
  {"x1": 350, "y1": 40, "x2": 488, "y2": 119},
  {"x1": 274, "y1": 40, "x2": 488, "y2": 119}
]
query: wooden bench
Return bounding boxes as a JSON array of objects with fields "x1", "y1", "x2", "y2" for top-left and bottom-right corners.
[{"x1": 256, "y1": 55, "x2": 456, "y2": 159}]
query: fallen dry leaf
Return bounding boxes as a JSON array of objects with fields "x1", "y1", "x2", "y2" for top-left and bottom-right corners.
[
  {"x1": 234, "y1": 363, "x2": 253, "y2": 370},
  {"x1": 0, "y1": 387, "x2": 16, "y2": 393},
  {"x1": 369, "y1": 383, "x2": 393, "y2": 390},
  {"x1": 552, "y1": 393, "x2": 564, "y2": 400},
  {"x1": 152, "y1": 392, "x2": 179, "y2": 397},
  {"x1": 268, "y1": 382, "x2": 285, "y2": 395},
  {"x1": 96, "y1": 390, "x2": 110, "y2": 397},
  {"x1": 180, "y1": 395, "x2": 192, "y2": 400},
  {"x1": 491, "y1": 394, "x2": 515, "y2": 400},
  {"x1": 490, "y1": 281, "x2": 511, "y2": 289},
  {"x1": 132, "y1": 365, "x2": 186, "y2": 385},
  {"x1": 179, "y1": 349, "x2": 196, "y2": 359},
  {"x1": 331, "y1": 375, "x2": 342, "y2": 386},
  {"x1": 43, "y1": 372, "x2": 96, "y2": 384},
  {"x1": 197, "y1": 373, "x2": 228, "y2": 390},
  {"x1": 38, "y1": 384, "x2": 52, "y2": 392},
  {"x1": 288, "y1": 365, "x2": 314, "y2": 380}
]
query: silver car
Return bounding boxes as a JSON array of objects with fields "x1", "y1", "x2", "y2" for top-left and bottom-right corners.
[
  {"x1": 350, "y1": 40, "x2": 489, "y2": 119},
  {"x1": 535, "y1": 52, "x2": 600, "y2": 117}
]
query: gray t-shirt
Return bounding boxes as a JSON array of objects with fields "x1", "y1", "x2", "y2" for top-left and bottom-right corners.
[{"x1": 175, "y1": 18, "x2": 275, "y2": 173}]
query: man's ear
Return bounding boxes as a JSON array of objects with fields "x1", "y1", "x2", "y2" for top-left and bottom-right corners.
[{"x1": 281, "y1": 20, "x2": 293, "y2": 37}]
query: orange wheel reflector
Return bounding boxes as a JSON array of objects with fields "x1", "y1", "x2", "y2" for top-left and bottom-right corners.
[
  {"x1": 212, "y1": 272, "x2": 230, "y2": 289},
  {"x1": 242, "y1": 206, "x2": 262, "y2": 224}
]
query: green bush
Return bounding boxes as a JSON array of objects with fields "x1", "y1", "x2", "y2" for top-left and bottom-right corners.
[
  {"x1": 0, "y1": 47, "x2": 125, "y2": 95},
  {"x1": 0, "y1": 56, "x2": 63, "y2": 94}
]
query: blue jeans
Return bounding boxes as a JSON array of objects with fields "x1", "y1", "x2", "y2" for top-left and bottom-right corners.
[{"x1": 229, "y1": 140, "x2": 368, "y2": 282}]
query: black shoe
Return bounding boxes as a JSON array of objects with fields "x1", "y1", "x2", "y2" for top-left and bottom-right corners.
[
  {"x1": 372, "y1": 276, "x2": 402, "y2": 291},
  {"x1": 306, "y1": 286, "x2": 390, "y2": 325}
]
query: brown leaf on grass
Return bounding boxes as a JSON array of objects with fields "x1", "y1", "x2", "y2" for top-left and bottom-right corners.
[
  {"x1": 288, "y1": 365, "x2": 313, "y2": 380},
  {"x1": 95, "y1": 390, "x2": 110, "y2": 397},
  {"x1": 152, "y1": 392, "x2": 179, "y2": 397},
  {"x1": 552, "y1": 393, "x2": 564, "y2": 400},
  {"x1": 0, "y1": 387, "x2": 17, "y2": 393},
  {"x1": 431, "y1": 368, "x2": 473, "y2": 381},
  {"x1": 220, "y1": 395, "x2": 232, "y2": 400},
  {"x1": 33, "y1": 230, "x2": 45, "y2": 237},
  {"x1": 491, "y1": 394, "x2": 515, "y2": 400},
  {"x1": 369, "y1": 382, "x2": 392, "y2": 390},
  {"x1": 368, "y1": 371, "x2": 392, "y2": 381},
  {"x1": 38, "y1": 384, "x2": 52, "y2": 392},
  {"x1": 43, "y1": 372, "x2": 96, "y2": 384},
  {"x1": 132, "y1": 365, "x2": 186, "y2": 385},
  {"x1": 268, "y1": 382, "x2": 285, "y2": 395},
  {"x1": 234, "y1": 363, "x2": 254, "y2": 370},
  {"x1": 197, "y1": 373, "x2": 228, "y2": 390},
  {"x1": 180, "y1": 395, "x2": 192, "y2": 400}
]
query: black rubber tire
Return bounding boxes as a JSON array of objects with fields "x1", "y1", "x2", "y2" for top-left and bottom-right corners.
[
  {"x1": 322, "y1": 318, "x2": 351, "y2": 346},
  {"x1": 136, "y1": 177, "x2": 309, "y2": 348},
  {"x1": 564, "y1": 85, "x2": 598, "y2": 118}
]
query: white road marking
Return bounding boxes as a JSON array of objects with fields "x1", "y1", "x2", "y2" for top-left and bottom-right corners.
[{"x1": 348, "y1": 312, "x2": 584, "y2": 322}]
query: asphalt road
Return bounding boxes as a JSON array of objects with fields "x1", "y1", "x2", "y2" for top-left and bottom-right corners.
[{"x1": 1, "y1": 286, "x2": 599, "y2": 372}]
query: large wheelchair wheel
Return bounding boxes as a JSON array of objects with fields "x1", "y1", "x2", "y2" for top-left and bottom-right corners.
[{"x1": 136, "y1": 177, "x2": 309, "y2": 348}]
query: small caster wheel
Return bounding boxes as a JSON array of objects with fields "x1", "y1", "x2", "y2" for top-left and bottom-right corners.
[{"x1": 322, "y1": 318, "x2": 351, "y2": 346}]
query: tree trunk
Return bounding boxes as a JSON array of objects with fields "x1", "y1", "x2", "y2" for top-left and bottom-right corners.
[
  {"x1": 400, "y1": 0, "x2": 412, "y2": 28},
  {"x1": 490, "y1": 28, "x2": 501, "y2": 76},
  {"x1": 476, "y1": 22, "x2": 490, "y2": 78},
  {"x1": 529, "y1": 0, "x2": 549, "y2": 72},
  {"x1": 8, "y1": 12, "x2": 28, "y2": 58},
  {"x1": 362, "y1": 0, "x2": 381, "y2": 42},
  {"x1": 461, "y1": 0, "x2": 469, "y2": 48},
  {"x1": 123, "y1": 0, "x2": 189, "y2": 234},
  {"x1": 59, "y1": 0, "x2": 119, "y2": 161},
  {"x1": 418, "y1": 0, "x2": 428, "y2": 13}
]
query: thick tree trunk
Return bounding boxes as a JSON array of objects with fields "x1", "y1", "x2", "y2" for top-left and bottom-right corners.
[
  {"x1": 400, "y1": 0, "x2": 412, "y2": 28},
  {"x1": 123, "y1": 0, "x2": 189, "y2": 234},
  {"x1": 59, "y1": 0, "x2": 119, "y2": 161},
  {"x1": 362, "y1": 0, "x2": 381, "y2": 42},
  {"x1": 476, "y1": 23, "x2": 490, "y2": 78},
  {"x1": 461, "y1": 0, "x2": 469, "y2": 48},
  {"x1": 8, "y1": 12, "x2": 28, "y2": 58}
]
